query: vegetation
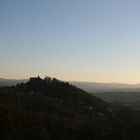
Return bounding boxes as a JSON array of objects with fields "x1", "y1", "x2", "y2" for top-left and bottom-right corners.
[{"x1": 0, "y1": 76, "x2": 140, "y2": 139}]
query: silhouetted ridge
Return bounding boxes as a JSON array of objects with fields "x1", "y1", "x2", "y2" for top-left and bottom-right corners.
[
  {"x1": 16, "y1": 76, "x2": 109, "y2": 111},
  {"x1": 24, "y1": 76, "x2": 73, "y2": 95}
]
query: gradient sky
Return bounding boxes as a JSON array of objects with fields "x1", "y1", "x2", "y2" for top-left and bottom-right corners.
[{"x1": 1, "y1": 0, "x2": 140, "y2": 83}]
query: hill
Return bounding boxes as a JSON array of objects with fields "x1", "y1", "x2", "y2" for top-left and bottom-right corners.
[
  {"x1": 70, "y1": 81, "x2": 140, "y2": 92},
  {"x1": 0, "y1": 78, "x2": 28, "y2": 86},
  {"x1": 93, "y1": 91, "x2": 140, "y2": 111},
  {"x1": 0, "y1": 76, "x2": 140, "y2": 139}
]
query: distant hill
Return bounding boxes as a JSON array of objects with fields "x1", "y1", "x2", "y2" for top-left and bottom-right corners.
[
  {"x1": 93, "y1": 91, "x2": 140, "y2": 111},
  {"x1": 70, "y1": 81, "x2": 140, "y2": 92},
  {"x1": 70, "y1": 81, "x2": 140, "y2": 111},
  {"x1": 93, "y1": 92, "x2": 140, "y2": 103},
  {"x1": 0, "y1": 78, "x2": 28, "y2": 86}
]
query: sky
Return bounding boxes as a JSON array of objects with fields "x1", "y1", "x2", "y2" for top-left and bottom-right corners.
[{"x1": 0, "y1": 0, "x2": 140, "y2": 83}]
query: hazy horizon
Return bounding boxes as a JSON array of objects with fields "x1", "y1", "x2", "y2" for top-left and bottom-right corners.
[
  {"x1": 1, "y1": 0, "x2": 140, "y2": 84},
  {"x1": 1, "y1": 76, "x2": 140, "y2": 85}
]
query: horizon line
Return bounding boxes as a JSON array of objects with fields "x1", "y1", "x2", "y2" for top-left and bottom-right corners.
[{"x1": 0, "y1": 77, "x2": 140, "y2": 85}]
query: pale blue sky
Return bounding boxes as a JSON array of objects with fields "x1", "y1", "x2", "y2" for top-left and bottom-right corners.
[{"x1": 1, "y1": 0, "x2": 140, "y2": 83}]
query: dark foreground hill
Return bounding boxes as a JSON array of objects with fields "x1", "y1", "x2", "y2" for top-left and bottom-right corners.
[{"x1": 0, "y1": 76, "x2": 140, "y2": 140}]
